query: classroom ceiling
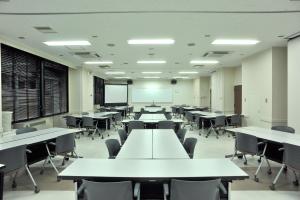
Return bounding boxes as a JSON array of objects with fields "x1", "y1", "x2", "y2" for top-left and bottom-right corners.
[{"x1": 0, "y1": 0, "x2": 300, "y2": 79}]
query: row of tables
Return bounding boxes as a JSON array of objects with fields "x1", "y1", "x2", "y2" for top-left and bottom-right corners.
[{"x1": 59, "y1": 128, "x2": 248, "y2": 199}]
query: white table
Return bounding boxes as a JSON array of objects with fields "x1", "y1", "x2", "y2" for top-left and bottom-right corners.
[
  {"x1": 144, "y1": 107, "x2": 163, "y2": 113},
  {"x1": 0, "y1": 128, "x2": 80, "y2": 151},
  {"x1": 139, "y1": 114, "x2": 166, "y2": 120},
  {"x1": 117, "y1": 129, "x2": 189, "y2": 159},
  {"x1": 152, "y1": 129, "x2": 189, "y2": 159},
  {"x1": 117, "y1": 130, "x2": 153, "y2": 159},
  {"x1": 227, "y1": 126, "x2": 300, "y2": 147}
]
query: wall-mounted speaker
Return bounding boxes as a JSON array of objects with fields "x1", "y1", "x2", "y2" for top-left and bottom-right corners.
[
  {"x1": 127, "y1": 79, "x2": 133, "y2": 85},
  {"x1": 171, "y1": 79, "x2": 177, "y2": 85}
]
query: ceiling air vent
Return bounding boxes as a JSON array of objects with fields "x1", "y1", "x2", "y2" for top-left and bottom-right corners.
[
  {"x1": 98, "y1": 65, "x2": 111, "y2": 69},
  {"x1": 72, "y1": 52, "x2": 101, "y2": 59},
  {"x1": 34, "y1": 26, "x2": 57, "y2": 33},
  {"x1": 203, "y1": 51, "x2": 232, "y2": 58}
]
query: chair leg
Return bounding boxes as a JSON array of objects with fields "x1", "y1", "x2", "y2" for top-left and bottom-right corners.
[
  {"x1": 40, "y1": 157, "x2": 49, "y2": 175},
  {"x1": 292, "y1": 170, "x2": 299, "y2": 186},
  {"x1": 254, "y1": 155, "x2": 264, "y2": 182},
  {"x1": 243, "y1": 154, "x2": 248, "y2": 165},
  {"x1": 25, "y1": 164, "x2": 40, "y2": 193},
  {"x1": 12, "y1": 171, "x2": 18, "y2": 188},
  {"x1": 45, "y1": 144, "x2": 59, "y2": 175},
  {"x1": 270, "y1": 164, "x2": 286, "y2": 190}
]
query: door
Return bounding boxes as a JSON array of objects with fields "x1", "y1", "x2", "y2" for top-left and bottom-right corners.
[{"x1": 234, "y1": 85, "x2": 242, "y2": 114}]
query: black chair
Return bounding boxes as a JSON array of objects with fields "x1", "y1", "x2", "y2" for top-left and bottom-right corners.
[
  {"x1": 82, "y1": 117, "x2": 100, "y2": 140},
  {"x1": 41, "y1": 133, "x2": 78, "y2": 177},
  {"x1": 128, "y1": 121, "x2": 144, "y2": 133},
  {"x1": 158, "y1": 121, "x2": 175, "y2": 129},
  {"x1": 206, "y1": 116, "x2": 226, "y2": 139},
  {"x1": 232, "y1": 132, "x2": 271, "y2": 182},
  {"x1": 16, "y1": 127, "x2": 37, "y2": 135},
  {"x1": 77, "y1": 180, "x2": 140, "y2": 200},
  {"x1": 165, "y1": 113, "x2": 172, "y2": 120},
  {"x1": 133, "y1": 112, "x2": 141, "y2": 120},
  {"x1": 105, "y1": 139, "x2": 121, "y2": 159},
  {"x1": 176, "y1": 128, "x2": 187, "y2": 144},
  {"x1": 270, "y1": 143, "x2": 300, "y2": 190},
  {"x1": 163, "y1": 179, "x2": 225, "y2": 200},
  {"x1": 183, "y1": 138, "x2": 197, "y2": 159},
  {"x1": 118, "y1": 129, "x2": 128, "y2": 145},
  {"x1": 271, "y1": 126, "x2": 295, "y2": 134},
  {"x1": 0, "y1": 145, "x2": 39, "y2": 193}
]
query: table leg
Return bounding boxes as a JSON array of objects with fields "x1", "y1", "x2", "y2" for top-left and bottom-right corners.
[{"x1": 0, "y1": 171, "x2": 3, "y2": 200}]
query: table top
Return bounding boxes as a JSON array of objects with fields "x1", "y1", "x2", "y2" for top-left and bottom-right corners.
[
  {"x1": 144, "y1": 107, "x2": 163, "y2": 112},
  {"x1": 117, "y1": 129, "x2": 153, "y2": 159},
  {"x1": 139, "y1": 114, "x2": 166, "y2": 120},
  {"x1": 0, "y1": 128, "x2": 80, "y2": 151},
  {"x1": 227, "y1": 126, "x2": 300, "y2": 147},
  {"x1": 70, "y1": 112, "x2": 118, "y2": 119},
  {"x1": 122, "y1": 119, "x2": 184, "y2": 123},
  {"x1": 152, "y1": 129, "x2": 189, "y2": 159},
  {"x1": 190, "y1": 111, "x2": 235, "y2": 118},
  {"x1": 117, "y1": 129, "x2": 189, "y2": 159},
  {"x1": 58, "y1": 158, "x2": 249, "y2": 181}
]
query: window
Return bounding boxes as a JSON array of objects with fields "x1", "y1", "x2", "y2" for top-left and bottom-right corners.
[
  {"x1": 1, "y1": 44, "x2": 68, "y2": 123},
  {"x1": 94, "y1": 76, "x2": 104, "y2": 106},
  {"x1": 42, "y1": 60, "x2": 68, "y2": 116}
]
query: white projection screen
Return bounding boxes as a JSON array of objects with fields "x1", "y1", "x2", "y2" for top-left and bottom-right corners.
[{"x1": 104, "y1": 84, "x2": 128, "y2": 104}]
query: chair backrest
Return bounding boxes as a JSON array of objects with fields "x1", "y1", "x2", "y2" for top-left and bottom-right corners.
[
  {"x1": 128, "y1": 121, "x2": 144, "y2": 133},
  {"x1": 271, "y1": 126, "x2": 295, "y2": 134},
  {"x1": 230, "y1": 115, "x2": 241, "y2": 126},
  {"x1": 183, "y1": 138, "x2": 197, "y2": 159},
  {"x1": 214, "y1": 115, "x2": 226, "y2": 126},
  {"x1": 165, "y1": 113, "x2": 172, "y2": 120},
  {"x1": 170, "y1": 179, "x2": 221, "y2": 200},
  {"x1": 140, "y1": 108, "x2": 145, "y2": 113},
  {"x1": 133, "y1": 113, "x2": 141, "y2": 120},
  {"x1": 214, "y1": 111, "x2": 223, "y2": 114},
  {"x1": 0, "y1": 145, "x2": 27, "y2": 173},
  {"x1": 82, "y1": 117, "x2": 94, "y2": 128},
  {"x1": 179, "y1": 107, "x2": 184, "y2": 114},
  {"x1": 55, "y1": 133, "x2": 75, "y2": 154},
  {"x1": 185, "y1": 112, "x2": 193, "y2": 122},
  {"x1": 66, "y1": 116, "x2": 77, "y2": 127},
  {"x1": 158, "y1": 121, "x2": 174, "y2": 129},
  {"x1": 236, "y1": 132, "x2": 258, "y2": 155},
  {"x1": 81, "y1": 180, "x2": 133, "y2": 200},
  {"x1": 99, "y1": 107, "x2": 106, "y2": 112},
  {"x1": 82, "y1": 112, "x2": 89, "y2": 115},
  {"x1": 118, "y1": 129, "x2": 128, "y2": 145},
  {"x1": 105, "y1": 139, "x2": 121, "y2": 159},
  {"x1": 177, "y1": 128, "x2": 187, "y2": 143},
  {"x1": 114, "y1": 112, "x2": 122, "y2": 121},
  {"x1": 282, "y1": 143, "x2": 300, "y2": 170},
  {"x1": 16, "y1": 127, "x2": 37, "y2": 135},
  {"x1": 171, "y1": 107, "x2": 176, "y2": 113}
]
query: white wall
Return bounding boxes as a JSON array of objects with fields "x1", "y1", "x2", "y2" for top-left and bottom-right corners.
[
  {"x1": 288, "y1": 37, "x2": 300, "y2": 133},
  {"x1": 193, "y1": 78, "x2": 201, "y2": 106},
  {"x1": 200, "y1": 77, "x2": 210, "y2": 107},
  {"x1": 242, "y1": 47, "x2": 287, "y2": 128},
  {"x1": 211, "y1": 68, "x2": 235, "y2": 113},
  {"x1": 234, "y1": 66, "x2": 242, "y2": 86}
]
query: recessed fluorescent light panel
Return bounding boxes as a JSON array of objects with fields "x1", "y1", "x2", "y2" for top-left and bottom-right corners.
[
  {"x1": 128, "y1": 39, "x2": 175, "y2": 45},
  {"x1": 105, "y1": 72, "x2": 125, "y2": 75},
  {"x1": 137, "y1": 60, "x2": 166, "y2": 64},
  {"x1": 114, "y1": 77, "x2": 130, "y2": 79},
  {"x1": 190, "y1": 60, "x2": 219, "y2": 64},
  {"x1": 142, "y1": 72, "x2": 162, "y2": 74},
  {"x1": 44, "y1": 40, "x2": 91, "y2": 46},
  {"x1": 212, "y1": 39, "x2": 260, "y2": 45},
  {"x1": 143, "y1": 77, "x2": 160, "y2": 79},
  {"x1": 84, "y1": 61, "x2": 113, "y2": 65},
  {"x1": 178, "y1": 71, "x2": 199, "y2": 74},
  {"x1": 173, "y1": 76, "x2": 189, "y2": 79}
]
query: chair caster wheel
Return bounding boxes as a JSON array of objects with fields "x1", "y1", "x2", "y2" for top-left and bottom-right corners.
[
  {"x1": 12, "y1": 181, "x2": 17, "y2": 189},
  {"x1": 293, "y1": 180, "x2": 299, "y2": 186},
  {"x1": 40, "y1": 170, "x2": 44, "y2": 175},
  {"x1": 243, "y1": 161, "x2": 247, "y2": 165},
  {"x1": 92, "y1": 137, "x2": 94, "y2": 140},
  {"x1": 254, "y1": 177, "x2": 259, "y2": 182},
  {"x1": 34, "y1": 186, "x2": 40, "y2": 193},
  {"x1": 257, "y1": 159, "x2": 261, "y2": 163},
  {"x1": 267, "y1": 169, "x2": 272, "y2": 175},
  {"x1": 269, "y1": 184, "x2": 275, "y2": 190},
  {"x1": 57, "y1": 177, "x2": 61, "y2": 182},
  {"x1": 205, "y1": 136, "x2": 208, "y2": 138},
  {"x1": 283, "y1": 167, "x2": 288, "y2": 173}
]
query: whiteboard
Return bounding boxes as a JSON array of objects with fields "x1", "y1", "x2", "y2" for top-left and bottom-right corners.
[
  {"x1": 105, "y1": 84, "x2": 128, "y2": 104},
  {"x1": 132, "y1": 88, "x2": 173, "y2": 103}
]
